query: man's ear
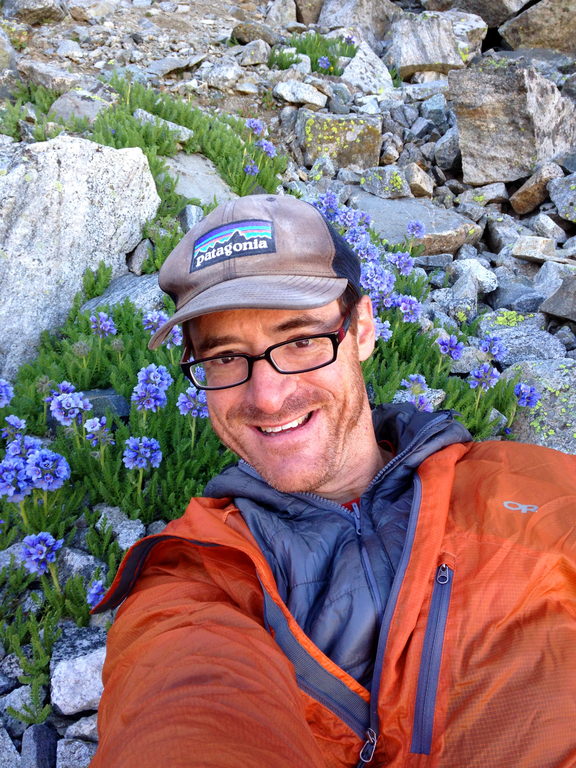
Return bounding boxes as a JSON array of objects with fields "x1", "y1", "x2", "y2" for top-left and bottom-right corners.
[{"x1": 355, "y1": 295, "x2": 376, "y2": 362}]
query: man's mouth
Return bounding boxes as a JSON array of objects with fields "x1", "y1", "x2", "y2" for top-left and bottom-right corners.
[{"x1": 256, "y1": 411, "x2": 313, "y2": 434}]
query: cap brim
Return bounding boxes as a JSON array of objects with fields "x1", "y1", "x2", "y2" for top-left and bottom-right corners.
[{"x1": 148, "y1": 274, "x2": 348, "y2": 350}]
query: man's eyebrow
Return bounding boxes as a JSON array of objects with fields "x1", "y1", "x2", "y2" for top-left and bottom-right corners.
[{"x1": 196, "y1": 315, "x2": 335, "y2": 356}]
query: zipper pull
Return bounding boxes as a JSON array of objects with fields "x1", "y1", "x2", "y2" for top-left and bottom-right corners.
[
  {"x1": 358, "y1": 728, "x2": 378, "y2": 763},
  {"x1": 436, "y1": 563, "x2": 450, "y2": 585},
  {"x1": 351, "y1": 502, "x2": 361, "y2": 535}
]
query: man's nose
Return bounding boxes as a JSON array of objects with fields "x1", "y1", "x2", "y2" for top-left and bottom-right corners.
[{"x1": 245, "y1": 357, "x2": 298, "y2": 414}]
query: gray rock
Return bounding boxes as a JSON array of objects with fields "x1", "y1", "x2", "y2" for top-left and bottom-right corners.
[
  {"x1": 68, "y1": 0, "x2": 117, "y2": 20},
  {"x1": 477, "y1": 310, "x2": 566, "y2": 366},
  {"x1": 529, "y1": 213, "x2": 568, "y2": 243},
  {"x1": 203, "y1": 58, "x2": 244, "y2": 92},
  {"x1": 457, "y1": 183, "x2": 508, "y2": 206},
  {"x1": 56, "y1": 548, "x2": 105, "y2": 586},
  {"x1": 295, "y1": 109, "x2": 382, "y2": 169},
  {"x1": 265, "y1": 0, "x2": 296, "y2": 27},
  {"x1": 449, "y1": 62, "x2": 576, "y2": 185},
  {"x1": 50, "y1": 82, "x2": 119, "y2": 126},
  {"x1": 0, "y1": 672, "x2": 16, "y2": 696},
  {"x1": 385, "y1": 13, "x2": 465, "y2": 79},
  {"x1": 414, "y1": 252, "x2": 453, "y2": 268},
  {"x1": 164, "y1": 153, "x2": 237, "y2": 207},
  {"x1": 547, "y1": 172, "x2": 576, "y2": 225},
  {"x1": 0, "y1": 685, "x2": 43, "y2": 739},
  {"x1": 273, "y1": 80, "x2": 327, "y2": 108},
  {"x1": 0, "y1": 136, "x2": 159, "y2": 378},
  {"x1": 178, "y1": 204, "x2": 204, "y2": 233},
  {"x1": 351, "y1": 192, "x2": 482, "y2": 254},
  {"x1": 95, "y1": 504, "x2": 145, "y2": 551},
  {"x1": 2, "y1": 0, "x2": 67, "y2": 24},
  {"x1": 502, "y1": 358, "x2": 576, "y2": 454},
  {"x1": 0, "y1": 543, "x2": 24, "y2": 575},
  {"x1": 420, "y1": 92, "x2": 448, "y2": 127},
  {"x1": 511, "y1": 236, "x2": 556, "y2": 262},
  {"x1": 56, "y1": 739, "x2": 97, "y2": 768},
  {"x1": 499, "y1": 0, "x2": 576, "y2": 56},
  {"x1": 485, "y1": 213, "x2": 533, "y2": 251},
  {"x1": 231, "y1": 21, "x2": 281, "y2": 47},
  {"x1": 434, "y1": 124, "x2": 460, "y2": 170},
  {"x1": 21, "y1": 723, "x2": 57, "y2": 768},
  {"x1": 237, "y1": 39, "x2": 271, "y2": 67},
  {"x1": 63, "y1": 713, "x2": 98, "y2": 742},
  {"x1": 132, "y1": 108, "x2": 194, "y2": 143},
  {"x1": 540, "y1": 277, "x2": 576, "y2": 323},
  {"x1": 341, "y1": 42, "x2": 395, "y2": 96},
  {"x1": 147, "y1": 520, "x2": 168, "y2": 536},
  {"x1": 554, "y1": 325, "x2": 576, "y2": 351},
  {"x1": 404, "y1": 162, "x2": 434, "y2": 197},
  {"x1": 81, "y1": 273, "x2": 165, "y2": 316},
  {"x1": 294, "y1": 0, "x2": 323, "y2": 23},
  {"x1": 489, "y1": 268, "x2": 543, "y2": 312},
  {"x1": 447, "y1": 271, "x2": 479, "y2": 321},
  {"x1": 360, "y1": 166, "x2": 412, "y2": 199},
  {"x1": 16, "y1": 59, "x2": 95, "y2": 92},
  {"x1": 50, "y1": 626, "x2": 106, "y2": 716},
  {"x1": 146, "y1": 56, "x2": 198, "y2": 78},
  {"x1": 447, "y1": 259, "x2": 498, "y2": 293},
  {"x1": 449, "y1": 344, "x2": 488, "y2": 374},
  {"x1": 56, "y1": 39, "x2": 83, "y2": 60},
  {"x1": 0, "y1": 726, "x2": 20, "y2": 767},
  {"x1": 0, "y1": 655, "x2": 24, "y2": 685},
  {"x1": 421, "y1": 0, "x2": 529, "y2": 28},
  {"x1": 127, "y1": 238, "x2": 153, "y2": 276},
  {"x1": 317, "y1": 0, "x2": 401, "y2": 51},
  {"x1": 509, "y1": 161, "x2": 565, "y2": 214},
  {"x1": 439, "y1": 9, "x2": 487, "y2": 61},
  {"x1": 0, "y1": 29, "x2": 17, "y2": 75}
]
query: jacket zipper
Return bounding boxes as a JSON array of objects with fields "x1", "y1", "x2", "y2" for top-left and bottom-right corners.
[
  {"x1": 351, "y1": 502, "x2": 385, "y2": 620},
  {"x1": 410, "y1": 563, "x2": 454, "y2": 755}
]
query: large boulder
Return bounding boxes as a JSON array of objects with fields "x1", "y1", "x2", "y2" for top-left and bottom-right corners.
[
  {"x1": 317, "y1": 0, "x2": 401, "y2": 51},
  {"x1": 0, "y1": 136, "x2": 160, "y2": 378},
  {"x1": 449, "y1": 62, "x2": 576, "y2": 184},
  {"x1": 385, "y1": 13, "x2": 466, "y2": 78},
  {"x1": 499, "y1": 0, "x2": 576, "y2": 55},
  {"x1": 294, "y1": 0, "x2": 323, "y2": 24},
  {"x1": 2, "y1": 0, "x2": 67, "y2": 24},
  {"x1": 340, "y1": 41, "x2": 395, "y2": 96},
  {"x1": 421, "y1": 0, "x2": 530, "y2": 28}
]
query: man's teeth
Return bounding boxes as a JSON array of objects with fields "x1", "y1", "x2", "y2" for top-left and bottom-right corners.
[{"x1": 259, "y1": 413, "x2": 310, "y2": 433}]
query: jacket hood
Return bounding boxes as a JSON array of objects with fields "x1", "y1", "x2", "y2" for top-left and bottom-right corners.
[{"x1": 204, "y1": 403, "x2": 472, "y2": 507}]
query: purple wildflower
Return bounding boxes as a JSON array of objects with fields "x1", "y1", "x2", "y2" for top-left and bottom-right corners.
[
  {"x1": 412, "y1": 394, "x2": 433, "y2": 413},
  {"x1": 122, "y1": 436, "x2": 162, "y2": 470},
  {"x1": 317, "y1": 56, "x2": 331, "y2": 70},
  {"x1": 176, "y1": 385, "x2": 209, "y2": 419},
  {"x1": 255, "y1": 139, "x2": 277, "y2": 158},
  {"x1": 50, "y1": 391, "x2": 92, "y2": 427},
  {"x1": 343, "y1": 34, "x2": 356, "y2": 45},
  {"x1": 386, "y1": 250, "x2": 414, "y2": 276},
  {"x1": 142, "y1": 310, "x2": 169, "y2": 333},
  {"x1": 131, "y1": 383, "x2": 167, "y2": 412},
  {"x1": 514, "y1": 383, "x2": 541, "y2": 408},
  {"x1": 20, "y1": 532, "x2": 63, "y2": 576},
  {"x1": 136, "y1": 364, "x2": 173, "y2": 392},
  {"x1": 246, "y1": 118, "x2": 265, "y2": 136},
  {"x1": 165, "y1": 325, "x2": 183, "y2": 350},
  {"x1": 468, "y1": 363, "x2": 500, "y2": 392},
  {"x1": 0, "y1": 379, "x2": 14, "y2": 409},
  {"x1": 0, "y1": 456, "x2": 34, "y2": 502},
  {"x1": 479, "y1": 335, "x2": 507, "y2": 362},
  {"x1": 436, "y1": 335, "x2": 464, "y2": 361},
  {"x1": 360, "y1": 260, "x2": 396, "y2": 304},
  {"x1": 401, "y1": 374, "x2": 428, "y2": 395},
  {"x1": 86, "y1": 578, "x2": 106, "y2": 608},
  {"x1": 45, "y1": 381, "x2": 77, "y2": 408},
  {"x1": 244, "y1": 161, "x2": 259, "y2": 176},
  {"x1": 397, "y1": 295, "x2": 423, "y2": 323},
  {"x1": 5, "y1": 434, "x2": 42, "y2": 460},
  {"x1": 406, "y1": 220, "x2": 425, "y2": 239},
  {"x1": 25, "y1": 448, "x2": 71, "y2": 492},
  {"x1": 84, "y1": 416, "x2": 115, "y2": 448},
  {"x1": 1, "y1": 415, "x2": 27, "y2": 442},
  {"x1": 90, "y1": 311, "x2": 117, "y2": 338},
  {"x1": 374, "y1": 317, "x2": 392, "y2": 342}
]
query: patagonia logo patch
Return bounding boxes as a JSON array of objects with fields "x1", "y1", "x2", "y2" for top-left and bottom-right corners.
[{"x1": 190, "y1": 219, "x2": 275, "y2": 272}]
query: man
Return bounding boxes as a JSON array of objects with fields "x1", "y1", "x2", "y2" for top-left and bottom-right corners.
[{"x1": 92, "y1": 195, "x2": 576, "y2": 768}]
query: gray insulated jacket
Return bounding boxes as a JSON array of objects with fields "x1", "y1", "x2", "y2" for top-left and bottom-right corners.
[{"x1": 204, "y1": 404, "x2": 472, "y2": 688}]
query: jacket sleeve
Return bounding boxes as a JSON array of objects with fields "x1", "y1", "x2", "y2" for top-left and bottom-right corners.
[{"x1": 91, "y1": 539, "x2": 328, "y2": 768}]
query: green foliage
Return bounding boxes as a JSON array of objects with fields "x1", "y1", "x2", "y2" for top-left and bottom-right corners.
[
  {"x1": 85, "y1": 517, "x2": 122, "y2": 586},
  {"x1": 83, "y1": 261, "x2": 113, "y2": 301},
  {"x1": 269, "y1": 32, "x2": 358, "y2": 76},
  {"x1": 268, "y1": 48, "x2": 300, "y2": 70},
  {"x1": 142, "y1": 217, "x2": 184, "y2": 273}
]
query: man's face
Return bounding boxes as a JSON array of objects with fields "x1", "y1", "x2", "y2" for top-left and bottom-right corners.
[{"x1": 189, "y1": 296, "x2": 380, "y2": 499}]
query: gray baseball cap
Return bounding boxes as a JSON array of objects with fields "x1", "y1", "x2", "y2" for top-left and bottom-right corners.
[{"x1": 149, "y1": 194, "x2": 361, "y2": 349}]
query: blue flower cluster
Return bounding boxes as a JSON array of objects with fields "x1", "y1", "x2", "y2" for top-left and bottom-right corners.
[
  {"x1": 176, "y1": 384, "x2": 209, "y2": 419},
  {"x1": 90, "y1": 312, "x2": 117, "y2": 338},
  {"x1": 514, "y1": 383, "x2": 540, "y2": 408},
  {"x1": 86, "y1": 578, "x2": 106, "y2": 608},
  {"x1": 395, "y1": 294, "x2": 423, "y2": 323},
  {"x1": 479, "y1": 335, "x2": 507, "y2": 362},
  {"x1": 50, "y1": 390, "x2": 93, "y2": 427},
  {"x1": 0, "y1": 439, "x2": 70, "y2": 502},
  {"x1": 318, "y1": 56, "x2": 331, "y2": 69},
  {"x1": 255, "y1": 139, "x2": 277, "y2": 158},
  {"x1": 20, "y1": 532, "x2": 64, "y2": 575},
  {"x1": 401, "y1": 374, "x2": 428, "y2": 395},
  {"x1": 468, "y1": 363, "x2": 500, "y2": 391},
  {"x1": 0, "y1": 379, "x2": 14, "y2": 409},
  {"x1": 436, "y1": 335, "x2": 464, "y2": 361},
  {"x1": 406, "y1": 220, "x2": 425, "y2": 239},
  {"x1": 244, "y1": 161, "x2": 259, "y2": 176},
  {"x1": 84, "y1": 417, "x2": 115, "y2": 448},
  {"x1": 386, "y1": 251, "x2": 414, "y2": 276},
  {"x1": 122, "y1": 436, "x2": 162, "y2": 470},
  {"x1": 132, "y1": 364, "x2": 173, "y2": 412},
  {"x1": 142, "y1": 310, "x2": 182, "y2": 349},
  {"x1": 246, "y1": 118, "x2": 265, "y2": 136},
  {"x1": 373, "y1": 317, "x2": 392, "y2": 342},
  {"x1": 1, "y1": 415, "x2": 26, "y2": 442}
]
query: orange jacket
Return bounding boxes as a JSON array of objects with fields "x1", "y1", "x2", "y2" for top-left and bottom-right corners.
[{"x1": 92, "y1": 440, "x2": 576, "y2": 768}]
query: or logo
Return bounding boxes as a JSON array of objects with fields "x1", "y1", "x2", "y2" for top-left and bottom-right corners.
[
  {"x1": 503, "y1": 501, "x2": 539, "y2": 514},
  {"x1": 190, "y1": 219, "x2": 275, "y2": 272}
]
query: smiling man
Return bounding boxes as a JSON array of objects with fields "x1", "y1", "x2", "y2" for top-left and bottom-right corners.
[{"x1": 92, "y1": 195, "x2": 576, "y2": 768}]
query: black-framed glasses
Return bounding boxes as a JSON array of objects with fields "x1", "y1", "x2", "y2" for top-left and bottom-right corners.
[{"x1": 180, "y1": 312, "x2": 352, "y2": 390}]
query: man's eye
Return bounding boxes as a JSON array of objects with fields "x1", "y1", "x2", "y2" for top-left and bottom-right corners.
[
  {"x1": 292, "y1": 338, "x2": 313, "y2": 349},
  {"x1": 206, "y1": 356, "x2": 238, "y2": 367}
]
